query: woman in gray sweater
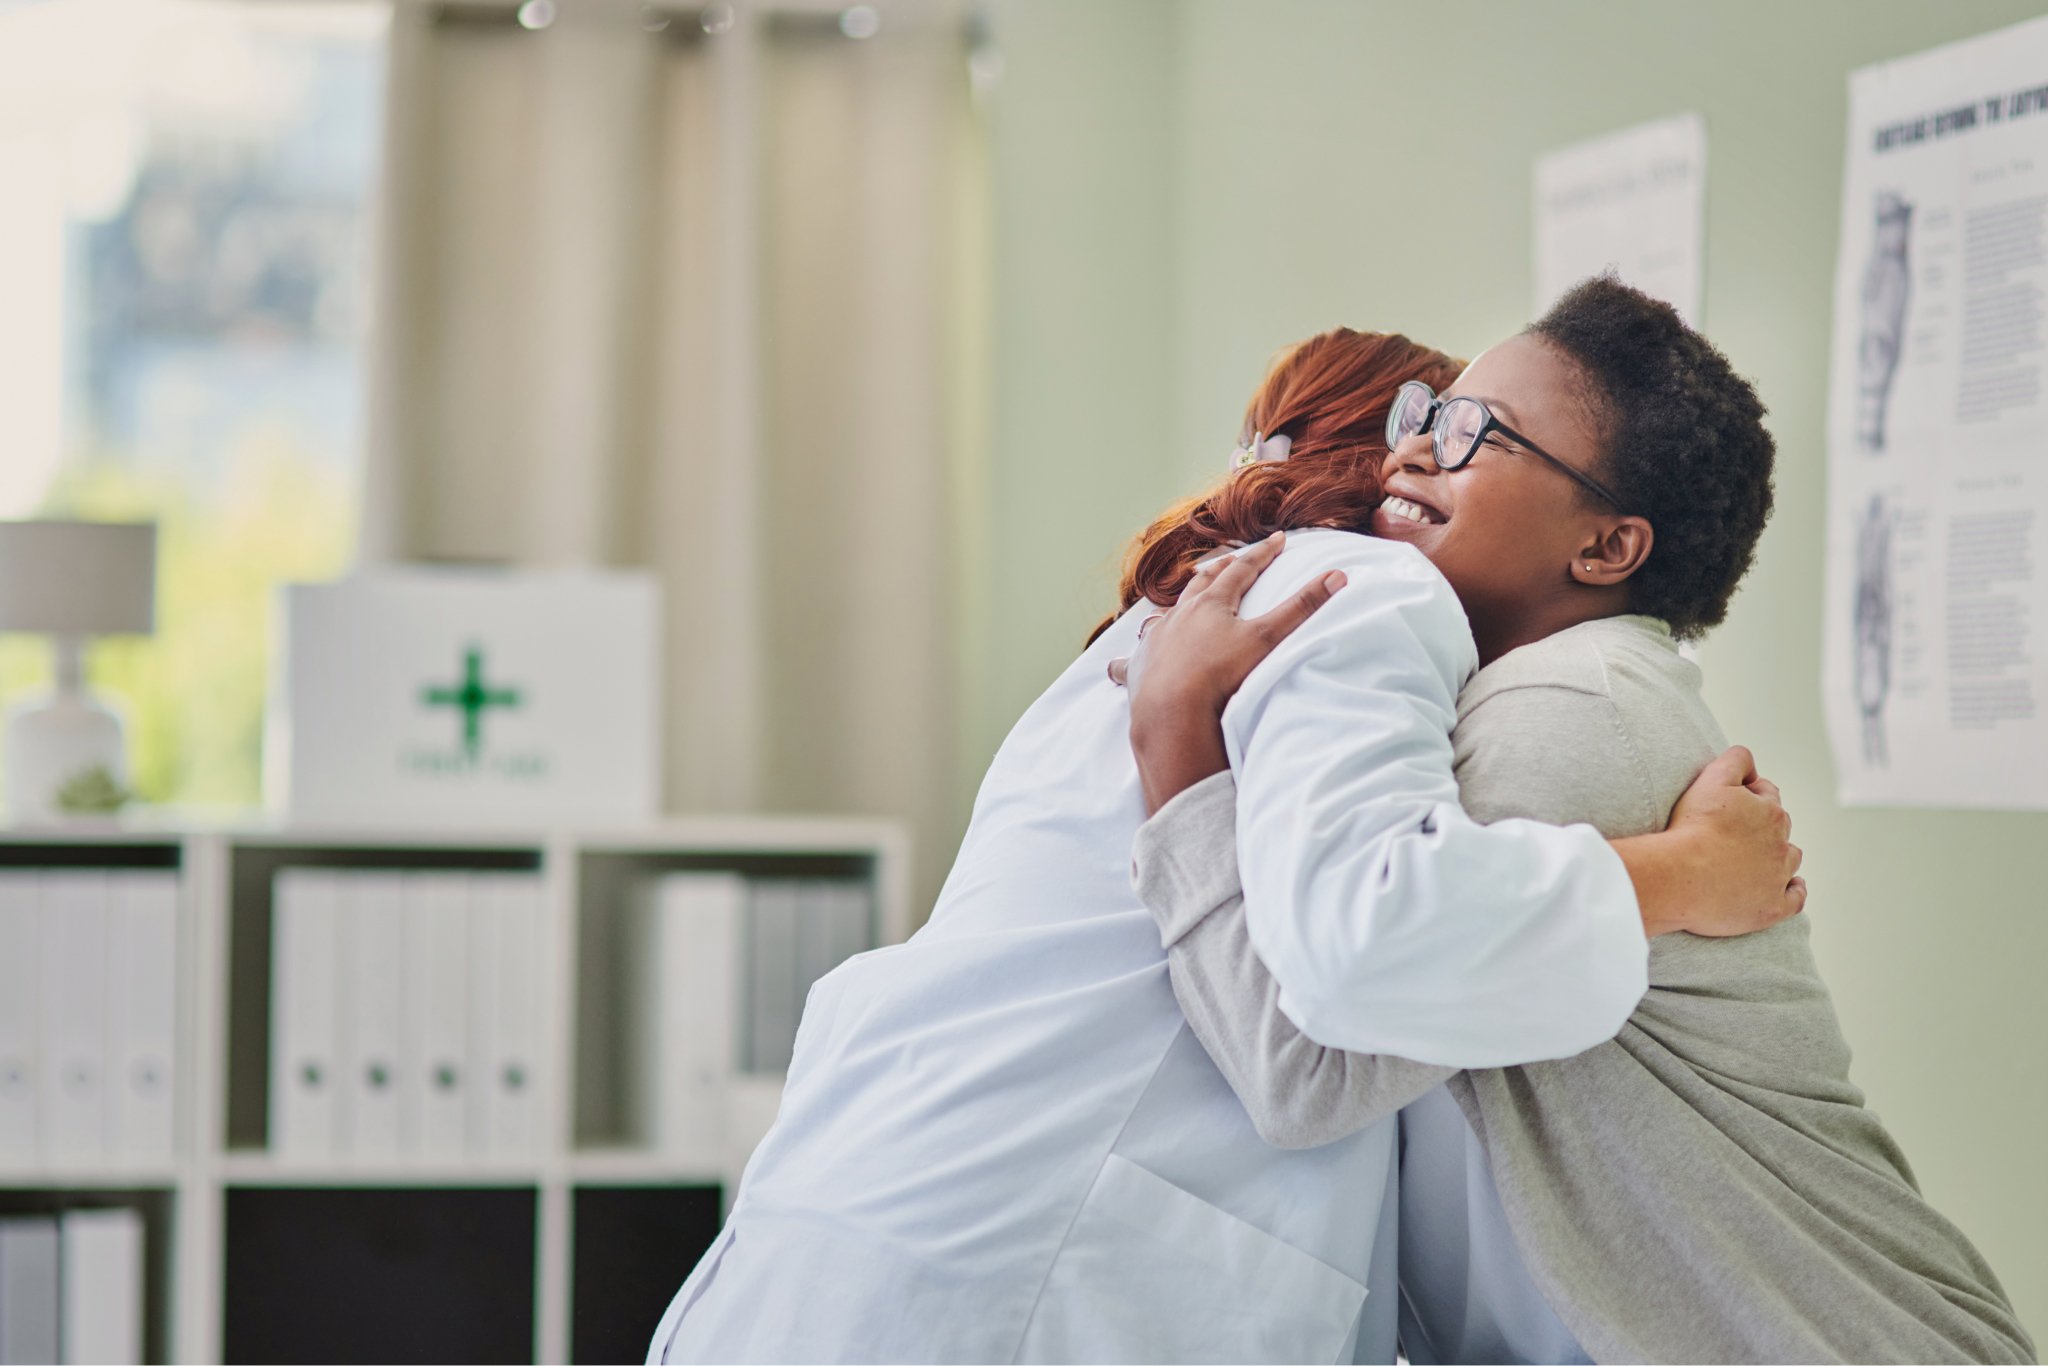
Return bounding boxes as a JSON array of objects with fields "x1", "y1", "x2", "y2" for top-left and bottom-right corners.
[{"x1": 1117, "y1": 280, "x2": 2031, "y2": 1362}]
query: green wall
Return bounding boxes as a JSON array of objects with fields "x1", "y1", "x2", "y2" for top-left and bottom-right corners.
[
  {"x1": 985, "y1": 0, "x2": 2047, "y2": 1335},
  {"x1": 972, "y1": 0, "x2": 1182, "y2": 807}
]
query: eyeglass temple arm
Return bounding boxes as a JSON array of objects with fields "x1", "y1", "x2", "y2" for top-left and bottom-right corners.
[{"x1": 1491, "y1": 419, "x2": 1628, "y2": 511}]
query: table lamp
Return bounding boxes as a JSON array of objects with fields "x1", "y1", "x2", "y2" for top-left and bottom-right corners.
[{"x1": 0, "y1": 521, "x2": 157, "y2": 822}]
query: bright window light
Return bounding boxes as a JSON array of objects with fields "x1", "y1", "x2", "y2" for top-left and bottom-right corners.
[{"x1": 0, "y1": 0, "x2": 388, "y2": 810}]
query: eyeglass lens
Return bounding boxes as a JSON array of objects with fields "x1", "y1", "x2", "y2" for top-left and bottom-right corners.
[
  {"x1": 1434, "y1": 397, "x2": 1488, "y2": 470},
  {"x1": 1386, "y1": 382, "x2": 1433, "y2": 451},
  {"x1": 1384, "y1": 382, "x2": 1490, "y2": 471}
]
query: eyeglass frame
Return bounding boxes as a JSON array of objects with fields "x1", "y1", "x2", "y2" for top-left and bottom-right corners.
[{"x1": 1386, "y1": 380, "x2": 1629, "y2": 512}]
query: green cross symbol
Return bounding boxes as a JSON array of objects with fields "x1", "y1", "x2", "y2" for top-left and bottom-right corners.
[{"x1": 422, "y1": 646, "x2": 522, "y2": 759}]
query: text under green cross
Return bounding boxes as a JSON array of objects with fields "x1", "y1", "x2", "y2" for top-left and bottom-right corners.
[{"x1": 422, "y1": 646, "x2": 522, "y2": 759}]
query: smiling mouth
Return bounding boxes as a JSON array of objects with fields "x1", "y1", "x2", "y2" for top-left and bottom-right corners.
[{"x1": 1381, "y1": 494, "x2": 1447, "y2": 526}]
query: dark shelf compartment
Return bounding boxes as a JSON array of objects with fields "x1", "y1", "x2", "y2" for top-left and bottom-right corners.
[
  {"x1": 570, "y1": 1185, "x2": 722, "y2": 1364},
  {"x1": 223, "y1": 1185, "x2": 537, "y2": 1365}
]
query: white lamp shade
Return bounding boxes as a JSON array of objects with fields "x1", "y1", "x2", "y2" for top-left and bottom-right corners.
[{"x1": 0, "y1": 521, "x2": 157, "y2": 636}]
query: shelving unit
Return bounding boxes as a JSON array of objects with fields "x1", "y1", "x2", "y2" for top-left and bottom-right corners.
[{"x1": 0, "y1": 816, "x2": 911, "y2": 1365}]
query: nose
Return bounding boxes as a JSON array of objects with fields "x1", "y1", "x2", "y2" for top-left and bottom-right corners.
[{"x1": 1379, "y1": 431, "x2": 1437, "y2": 485}]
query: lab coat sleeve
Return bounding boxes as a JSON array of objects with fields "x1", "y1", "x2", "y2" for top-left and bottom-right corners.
[
  {"x1": 1132, "y1": 771, "x2": 1453, "y2": 1149},
  {"x1": 1219, "y1": 538, "x2": 1648, "y2": 1068}
]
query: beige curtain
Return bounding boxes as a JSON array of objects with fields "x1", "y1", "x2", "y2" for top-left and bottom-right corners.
[{"x1": 363, "y1": 0, "x2": 978, "y2": 912}]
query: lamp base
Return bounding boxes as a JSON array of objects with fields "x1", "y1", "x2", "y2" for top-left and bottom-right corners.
[{"x1": 4, "y1": 688, "x2": 129, "y2": 824}]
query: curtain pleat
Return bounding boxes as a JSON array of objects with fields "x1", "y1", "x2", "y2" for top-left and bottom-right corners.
[
  {"x1": 758, "y1": 23, "x2": 961, "y2": 896},
  {"x1": 366, "y1": 1, "x2": 973, "y2": 915}
]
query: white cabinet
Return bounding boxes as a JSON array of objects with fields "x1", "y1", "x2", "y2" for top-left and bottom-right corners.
[{"x1": 0, "y1": 816, "x2": 909, "y2": 1365}]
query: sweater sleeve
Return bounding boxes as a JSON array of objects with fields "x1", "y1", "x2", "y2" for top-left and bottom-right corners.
[
  {"x1": 1451, "y1": 684, "x2": 1665, "y2": 836},
  {"x1": 1132, "y1": 771, "x2": 1454, "y2": 1149}
]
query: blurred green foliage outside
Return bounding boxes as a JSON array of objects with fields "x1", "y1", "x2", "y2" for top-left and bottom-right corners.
[{"x1": 0, "y1": 443, "x2": 353, "y2": 812}]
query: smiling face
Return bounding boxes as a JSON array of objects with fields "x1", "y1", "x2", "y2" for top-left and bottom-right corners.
[{"x1": 1369, "y1": 334, "x2": 1647, "y2": 663}]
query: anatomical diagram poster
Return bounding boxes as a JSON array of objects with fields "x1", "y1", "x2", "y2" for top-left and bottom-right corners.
[{"x1": 1825, "y1": 14, "x2": 2048, "y2": 806}]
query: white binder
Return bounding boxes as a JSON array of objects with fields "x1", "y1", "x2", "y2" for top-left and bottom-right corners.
[
  {"x1": 470, "y1": 874, "x2": 543, "y2": 1158},
  {"x1": 401, "y1": 873, "x2": 470, "y2": 1159},
  {"x1": 464, "y1": 883, "x2": 498, "y2": 1157},
  {"x1": 0, "y1": 1216, "x2": 60, "y2": 1365},
  {"x1": 831, "y1": 879, "x2": 876, "y2": 968},
  {"x1": 59, "y1": 1207, "x2": 143, "y2": 1366},
  {"x1": 794, "y1": 882, "x2": 836, "y2": 1026},
  {"x1": 624, "y1": 873, "x2": 744, "y2": 1160},
  {"x1": 38, "y1": 872, "x2": 108, "y2": 1163},
  {"x1": 269, "y1": 869, "x2": 339, "y2": 1159},
  {"x1": 497, "y1": 875, "x2": 545, "y2": 1156},
  {"x1": 106, "y1": 872, "x2": 177, "y2": 1163},
  {"x1": 725, "y1": 1074, "x2": 784, "y2": 1180},
  {"x1": 744, "y1": 880, "x2": 800, "y2": 1075},
  {"x1": 339, "y1": 872, "x2": 404, "y2": 1161},
  {"x1": 0, "y1": 873, "x2": 40, "y2": 1162},
  {"x1": 796, "y1": 879, "x2": 874, "y2": 1015}
]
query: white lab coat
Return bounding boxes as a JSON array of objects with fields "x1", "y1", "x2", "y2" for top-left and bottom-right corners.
[{"x1": 648, "y1": 530, "x2": 1647, "y2": 1366}]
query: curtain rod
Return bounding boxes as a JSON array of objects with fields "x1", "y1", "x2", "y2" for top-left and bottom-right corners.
[{"x1": 427, "y1": 0, "x2": 978, "y2": 41}]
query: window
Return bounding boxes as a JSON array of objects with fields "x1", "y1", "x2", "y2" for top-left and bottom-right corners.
[{"x1": 0, "y1": 0, "x2": 386, "y2": 809}]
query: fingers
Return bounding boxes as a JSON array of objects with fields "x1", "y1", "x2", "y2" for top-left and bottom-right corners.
[
  {"x1": 1199, "y1": 531, "x2": 1286, "y2": 613},
  {"x1": 1254, "y1": 570, "x2": 1346, "y2": 643},
  {"x1": 1744, "y1": 776, "x2": 1792, "y2": 846},
  {"x1": 1781, "y1": 876, "x2": 1808, "y2": 922},
  {"x1": 1701, "y1": 744, "x2": 1759, "y2": 788},
  {"x1": 1112, "y1": 609, "x2": 1165, "y2": 685},
  {"x1": 1761, "y1": 858, "x2": 1807, "y2": 932},
  {"x1": 1182, "y1": 554, "x2": 1231, "y2": 602},
  {"x1": 1786, "y1": 842, "x2": 1804, "y2": 878},
  {"x1": 1742, "y1": 770, "x2": 1794, "y2": 845}
]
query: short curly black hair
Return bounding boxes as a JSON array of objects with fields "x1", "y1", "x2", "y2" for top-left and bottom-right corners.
[{"x1": 1528, "y1": 276, "x2": 1775, "y2": 639}]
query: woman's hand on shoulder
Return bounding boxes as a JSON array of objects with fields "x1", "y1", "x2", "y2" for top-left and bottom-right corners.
[
  {"x1": 1110, "y1": 530, "x2": 1348, "y2": 813},
  {"x1": 1616, "y1": 745, "x2": 1807, "y2": 939}
]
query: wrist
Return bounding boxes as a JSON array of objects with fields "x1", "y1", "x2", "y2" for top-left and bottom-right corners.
[
  {"x1": 1129, "y1": 694, "x2": 1230, "y2": 816},
  {"x1": 1131, "y1": 675, "x2": 1227, "y2": 728},
  {"x1": 1611, "y1": 830, "x2": 1700, "y2": 939}
]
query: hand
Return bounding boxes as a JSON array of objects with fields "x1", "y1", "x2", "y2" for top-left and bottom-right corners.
[
  {"x1": 1109, "y1": 531, "x2": 1348, "y2": 715},
  {"x1": 1619, "y1": 746, "x2": 1806, "y2": 939},
  {"x1": 1109, "y1": 531, "x2": 1348, "y2": 813}
]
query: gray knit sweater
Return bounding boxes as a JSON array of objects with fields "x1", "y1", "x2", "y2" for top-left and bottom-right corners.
[{"x1": 1130, "y1": 615, "x2": 2033, "y2": 1364}]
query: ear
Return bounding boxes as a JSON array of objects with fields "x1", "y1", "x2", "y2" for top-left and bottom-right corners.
[{"x1": 1570, "y1": 516, "x2": 1653, "y2": 587}]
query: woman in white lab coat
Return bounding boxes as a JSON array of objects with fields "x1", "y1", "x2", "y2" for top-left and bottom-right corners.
[{"x1": 646, "y1": 328, "x2": 1802, "y2": 1365}]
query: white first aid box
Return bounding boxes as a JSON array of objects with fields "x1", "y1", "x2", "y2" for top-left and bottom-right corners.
[{"x1": 268, "y1": 569, "x2": 661, "y2": 828}]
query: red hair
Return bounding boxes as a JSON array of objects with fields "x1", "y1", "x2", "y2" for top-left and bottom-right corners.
[{"x1": 1089, "y1": 329, "x2": 1463, "y2": 644}]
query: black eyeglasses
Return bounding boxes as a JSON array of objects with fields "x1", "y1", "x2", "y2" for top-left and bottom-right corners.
[{"x1": 1385, "y1": 380, "x2": 1627, "y2": 511}]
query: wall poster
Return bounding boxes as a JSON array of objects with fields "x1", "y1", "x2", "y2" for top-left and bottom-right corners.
[
  {"x1": 1533, "y1": 113, "x2": 1706, "y2": 325},
  {"x1": 1825, "y1": 15, "x2": 2048, "y2": 806}
]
